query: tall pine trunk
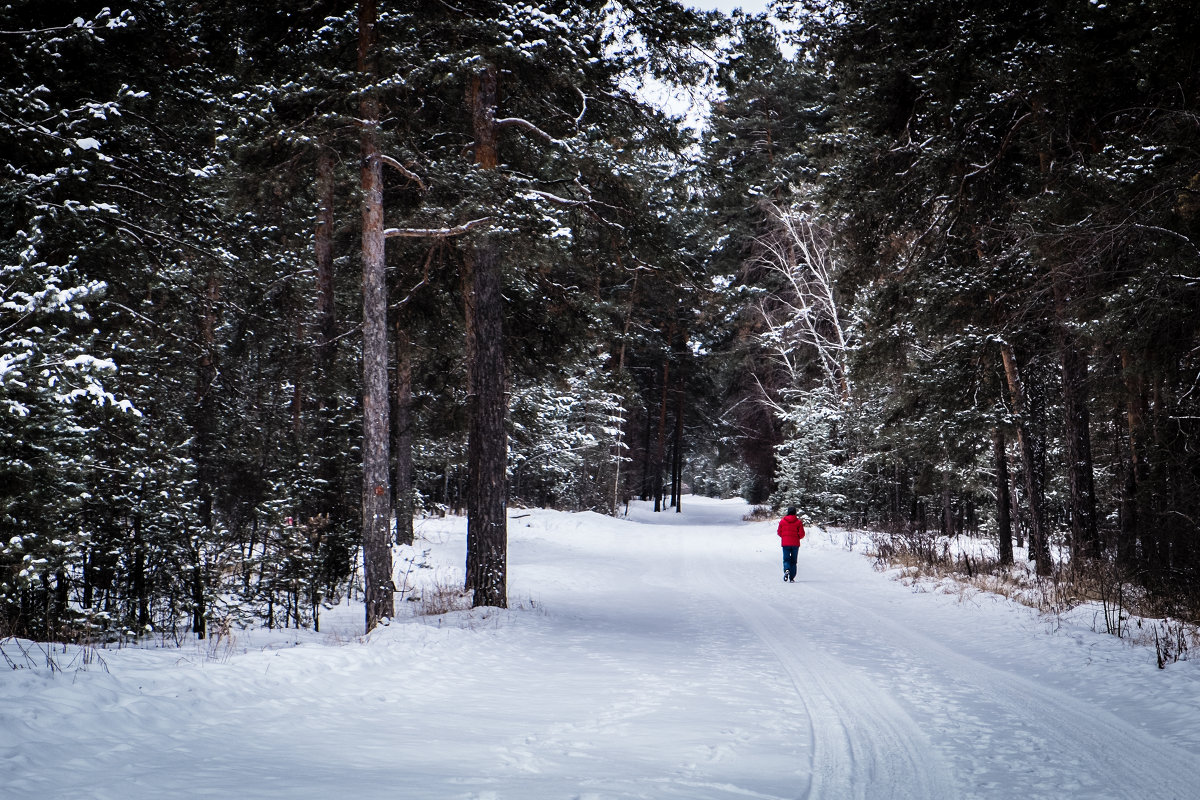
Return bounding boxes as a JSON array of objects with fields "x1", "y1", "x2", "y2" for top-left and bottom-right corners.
[
  {"x1": 993, "y1": 427, "x2": 1014, "y2": 566},
  {"x1": 394, "y1": 323, "x2": 415, "y2": 546},
  {"x1": 1060, "y1": 339, "x2": 1099, "y2": 561},
  {"x1": 941, "y1": 472, "x2": 953, "y2": 537},
  {"x1": 312, "y1": 145, "x2": 341, "y2": 519},
  {"x1": 358, "y1": 0, "x2": 393, "y2": 631},
  {"x1": 190, "y1": 267, "x2": 220, "y2": 639},
  {"x1": 465, "y1": 64, "x2": 508, "y2": 608},
  {"x1": 462, "y1": 249, "x2": 478, "y2": 590},
  {"x1": 653, "y1": 358, "x2": 670, "y2": 512},
  {"x1": 639, "y1": 404, "x2": 653, "y2": 501},
  {"x1": 315, "y1": 147, "x2": 337, "y2": 355},
  {"x1": 1001, "y1": 343, "x2": 1052, "y2": 576},
  {"x1": 1118, "y1": 349, "x2": 1145, "y2": 567},
  {"x1": 673, "y1": 370, "x2": 685, "y2": 513}
]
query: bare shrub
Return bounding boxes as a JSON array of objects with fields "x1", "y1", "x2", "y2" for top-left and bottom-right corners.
[
  {"x1": 743, "y1": 505, "x2": 774, "y2": 522},
  {"x1": 1129, "y1": 618, "x2": 1199, "y2": 669},
  {"x1": 413, "y1": 578, "x2": 472, "y2": 616}
]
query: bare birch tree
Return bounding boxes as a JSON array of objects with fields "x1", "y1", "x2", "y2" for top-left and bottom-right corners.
[{"x1": 753, "y1": 201, "x2": 852, "y2": 405}]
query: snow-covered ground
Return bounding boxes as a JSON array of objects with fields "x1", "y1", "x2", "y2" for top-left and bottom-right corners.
[{"x1": 3, "y1": 497, "x2": 1199, "y2": 799}]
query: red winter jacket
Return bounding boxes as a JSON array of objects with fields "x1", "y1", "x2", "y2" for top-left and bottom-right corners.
[
  {"x1": 777, "y1": 514, "x2": 806, "y2": 547},
  {"x1": 777, "y1": 515, "x2": 806, "y2": 546}
]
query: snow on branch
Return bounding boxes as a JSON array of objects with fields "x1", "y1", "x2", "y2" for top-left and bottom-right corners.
[
  {"x1": 0, "y1": 9, "x2": 133, "y2": 36},
  {"x1": 495, "y1": 117, "x2": 559, "y2": 144},
  {"x1": 574, "y1": 88, "x2": 588, "y2": 127},
  {"x1": 378, "y1": 154, "x2": 426, "y2": 190},
  {"x1": 527, "y1": 189, "x2": 584, "y2": 207},
  {"x1": 383, "y1": 217, "x2": 491, "y2": 239}
]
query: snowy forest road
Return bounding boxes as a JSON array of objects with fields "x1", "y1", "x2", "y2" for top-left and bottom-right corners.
[
  {"x1": 4, "y1": 497, "x2": 1200, "y2": 800},
  {"x1": 623, "y1": 497, "x2": 1200, "y2": 800},
  {"x1": 697, "y1": 545, "x2": 959, "y2": 799}
]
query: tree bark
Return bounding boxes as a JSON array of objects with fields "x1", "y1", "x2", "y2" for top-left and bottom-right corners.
[
  {"x1": 1000, "y1": 343, "x2": 1052, "y2": 576},
  {"x1": 358, "y1": 0, "x2": 393, "y2": 632},
  {"x1": 673, "y1": 369, "x2": 685, "y2": 513},
  {"x1": 941, "y1": 472, "x2": 953, "y2": 537},
  {"x1": 653, "y1": 357, "x2": 670, "y2": 512},
  {"x1": 1118, "y1": 349, "x2": 1144, "y2": 567},
  {"x1": 640, "y1": 404, "x2": 653, "y2": 501},
  {"x1": 190, "y1": 267, "x2": 220, "y2": 639},
  {"x1": 133, "y1": 512, "x2": 149, "y2": 629},
  {"x1": 191, "y1": 555, "x2": 206, "y2": 640},
  {"x1": 315, "y1": 146, "x2": 337, "y2": 359},
  {"x1": 993, "y1": 427, "x2": 1013, "y2": 566},
  {"x1": 465, "y1": 64, "x2": 508, "y2": 608},
  {"x1": 312, "y1": 144, "x2": 341, "y2": 519},
  {"x1": 394, "y1": 323, "x2": 415, "y2": 546},
  {"x1": 462, "y1": 248, "x2": 479, "y2": 590},
  {"x1": 1060, "y1": 338, "x2": 1099, "y2": 561}
]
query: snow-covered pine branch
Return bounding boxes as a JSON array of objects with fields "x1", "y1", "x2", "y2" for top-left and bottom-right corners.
[
  {"x1": 495, "y1": 117, "x2": 559, "y2": 144},
  {"x1": 377, "y1": 154, "x2": 426, "y2": 190},
  {"x1": 383, "y1": 217, "x2": 491, "y2": 239}
]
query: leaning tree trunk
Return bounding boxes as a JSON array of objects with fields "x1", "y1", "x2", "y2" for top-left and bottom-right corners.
[
  {"x1": 358, "y1": 0, "x2": 393, "y2": 632},
  {"x1": 465, "y1": 64, "x2": 508, "y2": 608}
]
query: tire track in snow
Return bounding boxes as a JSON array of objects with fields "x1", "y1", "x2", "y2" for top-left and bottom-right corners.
[
  {"x1": 795, "y1": 572, "x2": 1200, "y2": 800},
  {"x1": 695, "y1": 546, "x2": 959, "y2": 800}
]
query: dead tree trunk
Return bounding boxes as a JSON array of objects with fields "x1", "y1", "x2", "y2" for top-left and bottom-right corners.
[{"x1": 358, "y1": 0, "x2": 393, "y2": 631}]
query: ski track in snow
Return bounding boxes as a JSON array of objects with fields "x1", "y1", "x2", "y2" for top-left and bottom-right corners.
[
  {"x1": 697, "y1": 546, "x2": 959, "y2": 800},
  {"x1": 708, "y1": 533, "x2": 1199, "y2": 800},
  {"x1": 798, "y1": 578, "x2": 1200, "y2": 800},
  {"x1": 2, "y1": 497, "x2": 1199, "y2": 799}
]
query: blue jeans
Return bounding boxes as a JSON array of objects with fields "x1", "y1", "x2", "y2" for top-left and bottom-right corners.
[{"x1": 781, "y1": 546, "x2": 799, "y2": 579}]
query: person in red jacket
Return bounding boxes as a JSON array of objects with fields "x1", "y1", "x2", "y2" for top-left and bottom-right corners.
[{"x1": 777, "y1": 507, "x2": 806, "y2": 582}]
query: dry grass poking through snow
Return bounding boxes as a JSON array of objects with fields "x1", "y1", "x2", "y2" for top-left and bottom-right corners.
[
  {"x1": 404, "y1": 576, "x2": 542, "y2": 626},
  {"x1": 412, "y1": 578, "x2": 473, "y2": 616},
  {"x1": 743, "y1": 505, "x2": 775, "y2": 522},
  {"x1": 862, "y1": 529, "x2": 1200, "y2": 667}
]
